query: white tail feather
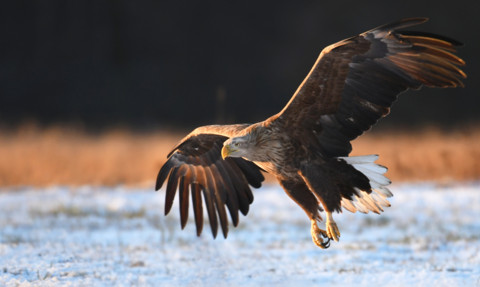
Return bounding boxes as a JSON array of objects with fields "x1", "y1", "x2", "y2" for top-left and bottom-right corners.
[
  {"x1": 340, "y1": 154, "x2": 379, "y2": 164},
  {"x1": 352, "y1": 200, "x2": 369, "y2": 213},
  {"x1": 364, "y1": 170, "x2": 391, "y2": 186},
  {"x1": 341, "y1": 198, "x2": 356, "y2": 213},
  {"x1": 373, "y1": 185, "x2": 393, "y2": 198},
  {"x1": 338, "y1": 154, "x2": 393, "y2": 214},
  {"x1": 353, "y1": 187, "x2": 363, "y2": 198},
  {"x1": 371, "y1": 191, "x2": 391, "y2": 207},
  {"x1": 358, "y1": 196, "x2": 379, "y2": 214},
  {"x1": 362, "y1": 192, "x2": 383, "y2": 213},
  {"x1": 352, "y1": 162, "x2": 388, "y2": 174}
]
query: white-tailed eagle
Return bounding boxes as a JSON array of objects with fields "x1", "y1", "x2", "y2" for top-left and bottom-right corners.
[{"x1": 156, "y1": 18, "x2": 466, "y2": 249}]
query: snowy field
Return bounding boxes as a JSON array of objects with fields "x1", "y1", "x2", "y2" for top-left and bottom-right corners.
[{"x1": 0, "y1": 183, "x2": 479, "y2": 286}]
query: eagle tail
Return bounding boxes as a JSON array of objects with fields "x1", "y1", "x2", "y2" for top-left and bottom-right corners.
[{"x1": 338, "y1": 155, "x2": 393, "y2": 214}]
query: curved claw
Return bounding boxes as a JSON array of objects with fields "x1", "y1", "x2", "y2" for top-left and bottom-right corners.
[
  {"x1": 320, "y1": 231, "x2": 331, "y2": 249},
  {"x1": 311, "y1": 220, "x2": 331, "y2": 249},
  {"x1": 320, "y1": 236, "x2": 331, "y2": 249}
]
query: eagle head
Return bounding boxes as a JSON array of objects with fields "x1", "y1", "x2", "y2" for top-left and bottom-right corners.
[{"x1": 222, "y1": 135, "x2": 256, "y2": 160}]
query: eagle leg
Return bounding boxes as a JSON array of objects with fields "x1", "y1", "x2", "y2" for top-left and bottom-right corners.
[
  {"x1": 311, "y1": 219, "x2": 331, "y2": 249},
  {"x1": 298, "y1": 163, "x2": 343, "y2": 243},
  {"x1": 326, "y1": 212, "x2": 341, "y2": 242}
]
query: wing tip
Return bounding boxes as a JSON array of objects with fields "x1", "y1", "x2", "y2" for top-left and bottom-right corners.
[
  {"x1": 222, "y1": 228, "x2": 229, "y2": 239},
  {"x1": 362, "y1": 17, "x2": 429, "y2": 36},
  {"x1": 399, "y1": 31, "x2": 465, "y2": 47},
  {"x1": 155, "y1": 179, "x2": 162, "y2": 191}
]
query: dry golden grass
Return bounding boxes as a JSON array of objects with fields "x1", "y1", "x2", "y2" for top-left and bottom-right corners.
[
  {"x1": 0, "y1": 124, "x2": 479, "y2": 187},
  {"x1": 0, "y1": 124, "x2": 183, "y2": 187}
]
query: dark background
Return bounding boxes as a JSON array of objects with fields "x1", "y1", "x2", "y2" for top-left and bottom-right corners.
[{"x1": 1, "y1": 1, "x2": 478, "y2": 131}]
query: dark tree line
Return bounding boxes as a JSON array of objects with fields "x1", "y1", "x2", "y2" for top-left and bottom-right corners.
[{"x1": 0, "y1": 1, "x2": 477, "y2": 130}]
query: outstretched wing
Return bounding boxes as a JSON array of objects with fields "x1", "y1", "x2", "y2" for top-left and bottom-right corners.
[
  {"x1": 155, "y1": 125, "x2": 265, "y2": 239},
  {"x1": 274, "y1": 18, "x2": 466, "y2": 157}
]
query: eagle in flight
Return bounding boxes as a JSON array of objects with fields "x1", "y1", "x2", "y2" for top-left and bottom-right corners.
[{"x1": 156, "y1": 18, "x2": 466, "y2": 249}]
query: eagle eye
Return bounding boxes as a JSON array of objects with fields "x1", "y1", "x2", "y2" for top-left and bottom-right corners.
[{"x1": 235, "y1": 142, "x2": 241, "y2": 147}]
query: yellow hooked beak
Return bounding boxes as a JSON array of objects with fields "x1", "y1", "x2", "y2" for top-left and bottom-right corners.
[{"x1": 221, "y1": 144, "x2": 238, "y2": 159}]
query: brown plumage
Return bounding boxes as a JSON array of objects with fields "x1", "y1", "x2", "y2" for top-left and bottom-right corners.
[{"x1": 156, "y1": 18, "x2": 466, "y2": 248}]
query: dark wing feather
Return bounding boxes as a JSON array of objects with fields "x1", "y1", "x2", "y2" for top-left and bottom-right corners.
[
  {"x1": 191, "y1": 183, "x2": 203, "y2": 236},
  {"x1": 274, "y1": 18, "x2": 466, "y2": 158},
  {"x1": 179, "y1": 176, "x2": 189, "y2": 229},
  {"x1": 156, "y1": 126, "x2": 265, "y2": 239}
]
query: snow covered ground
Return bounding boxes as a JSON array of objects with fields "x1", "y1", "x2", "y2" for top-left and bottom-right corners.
[{"x1": 0, "y1": 182, "x2": 479, "y2": 286}]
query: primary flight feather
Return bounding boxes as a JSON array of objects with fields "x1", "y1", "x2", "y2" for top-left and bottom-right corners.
[{"x1": 156, "y1": 18, "x2": 466, "y2": 249}]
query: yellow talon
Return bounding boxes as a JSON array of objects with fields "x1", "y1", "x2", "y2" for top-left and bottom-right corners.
[
  {"x1": 311, "y1": 220, "x2": 331, "y2": 249},
  {"x1": 326, "y1": 212, "x2": 341, "y2": 242}
]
